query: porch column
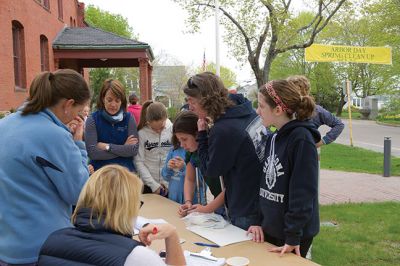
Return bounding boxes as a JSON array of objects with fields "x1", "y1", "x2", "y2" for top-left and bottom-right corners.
[
  {"x1": 148, "y1": 64, "x2": 153, "y2": 100},
  {"x1": 139, "y1": 58, "x2": 150, "y2": 103}
]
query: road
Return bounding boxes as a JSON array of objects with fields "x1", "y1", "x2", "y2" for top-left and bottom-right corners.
[{"x1": 319, "y1": 119, "x2": 400, "y2": 157}]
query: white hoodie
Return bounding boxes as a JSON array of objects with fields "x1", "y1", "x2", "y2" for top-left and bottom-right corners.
[{"x1": 134, "y1": 119, "x2": 173, "y2": 192}]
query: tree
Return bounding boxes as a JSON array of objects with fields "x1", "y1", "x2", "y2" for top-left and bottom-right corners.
[
  {"x1": 196, "y1": 62, "x2": 237, "y2": 88},
  {"x1": 174, "y1": 0, "x2": 346, "y2": 87},
  {"x1": 85, "y1": 5, "x2": 139, "y2": 107}
]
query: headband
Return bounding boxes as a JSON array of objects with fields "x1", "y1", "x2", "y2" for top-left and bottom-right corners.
[{"x1": 265, "y1": 82, "x2": 292, "y2": 114}]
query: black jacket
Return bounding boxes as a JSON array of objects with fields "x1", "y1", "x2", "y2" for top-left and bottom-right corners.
[
  {"x1": 197, "y1": 94, "x2": 268, "y2": 218},
  {"x1": 260, "y1": 120, "x2": 321, "y2": 246},
  {"x1": 38, "y1": 208, "x2": 142, "y2": 266}
]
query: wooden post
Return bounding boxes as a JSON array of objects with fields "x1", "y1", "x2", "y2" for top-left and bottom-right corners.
[{"x1": 346, "y1": 80, "x2": 354, "y2": 147}]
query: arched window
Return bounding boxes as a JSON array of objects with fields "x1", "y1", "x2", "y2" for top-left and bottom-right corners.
[
  {"x1": 40, "y1": 35, "x2": 49, "y2": 71},
  {"x1": 12, "y1": 20, "x2": 26, "y2": 89},
  {"x1": 70, "y1": 17, "x2": 73, "y2": 27}
]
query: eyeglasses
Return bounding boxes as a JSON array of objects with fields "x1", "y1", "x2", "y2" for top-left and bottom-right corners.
[{"x1": 187, "y1": 77, "x2": 197, "y2": 88}]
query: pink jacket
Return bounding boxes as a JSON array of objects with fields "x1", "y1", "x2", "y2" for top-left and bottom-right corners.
[{"x1": 127, "y1": 104, "x2": 142, "y2": 125}]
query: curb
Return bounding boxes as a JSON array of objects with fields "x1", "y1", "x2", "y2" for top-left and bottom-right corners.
[{"x1": 376, "y1": 121, "x2": 400, "y2": 127}]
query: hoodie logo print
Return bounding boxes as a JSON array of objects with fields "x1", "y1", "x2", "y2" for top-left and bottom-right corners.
[{"x1": 263, "y1": 155, "x2": 284, "y2": 190}]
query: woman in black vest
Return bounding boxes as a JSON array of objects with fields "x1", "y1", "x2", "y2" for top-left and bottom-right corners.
[{"x1": 38, "y1": 165, "x2": 185, "y2": 266}]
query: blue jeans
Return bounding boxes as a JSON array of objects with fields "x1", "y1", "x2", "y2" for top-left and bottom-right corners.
[{"x1": 230, "y1": 214, "x2": 260, "y2": 230}]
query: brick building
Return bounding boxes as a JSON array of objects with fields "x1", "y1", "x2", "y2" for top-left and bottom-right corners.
[{"x1": 0, "y1": 0, "x2": 153, "y2": 111}]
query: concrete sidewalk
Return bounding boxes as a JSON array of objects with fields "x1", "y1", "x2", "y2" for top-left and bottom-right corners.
[{"x1": 319, "y1": 169, "x2": 400, "y2": 205}]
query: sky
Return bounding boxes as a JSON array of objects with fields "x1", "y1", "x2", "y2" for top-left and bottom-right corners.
[{"x1": 80, "y1": 0, "x2": 255, "y2": 83}]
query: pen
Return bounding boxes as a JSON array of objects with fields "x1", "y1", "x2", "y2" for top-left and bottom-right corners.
[{"x1": 193, "y1": 242, "x2": 220, "y2": 248}]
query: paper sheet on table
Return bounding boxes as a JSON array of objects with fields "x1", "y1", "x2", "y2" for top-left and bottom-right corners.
[
  {"x1": 133, "y1": 216, "x2": 167, "y2": 235},
  {"x1": 187, "y1": 224, "x2": 252, "y2": 246},
  {"x1": 184, "y1": 250, "x2": 225, "y2": 266}
]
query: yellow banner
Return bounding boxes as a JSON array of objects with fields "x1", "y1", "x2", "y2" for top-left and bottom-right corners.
[{"x1": 305, "y1": 44, "x2": 392, "y2": 65}]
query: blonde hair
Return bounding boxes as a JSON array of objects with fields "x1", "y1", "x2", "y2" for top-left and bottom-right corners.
[
  {"x1": 286, "y1": 75, "x2": 311, "y2": 96},
  {"x1": 72, "y1": 165, "x2": 143, "y2": 235}
]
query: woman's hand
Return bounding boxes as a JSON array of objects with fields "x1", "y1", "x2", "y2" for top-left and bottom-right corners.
[
  {"x1": 96, "y1": 142, "x2": 108, "y2": 151},
  {"x1": 269, "y1": 244, "x2": 301, "y2": 256},
  {"x1": 167, "y1": 158, "x2": 176, "y2": 169},
  {"x1": 88, "y1": 164, "x2": 95, "y2": 175},
  {"x1": 178, "y1": 201, "x2": 193, "y2": 217},
  {"x1": 187, "y1": 204, "x2": 212, "y2": 214},
  {"x1": 173, "y1": 156, "x2": 185, "y2": 170},
  {"x1": 154, "y1": 184, "x2": 168, "y2": 196},
  {"x1": 247, "y1": 226, "x2": 264, "y2": 243},
  {"x1": 139, "y1": 223, "x2": 178, "y2": 246},
  {"x1": 197, "y1": 118, "x2": 208, "y2": 131},
  {"x1": 316, "y1": 140, "x2": 324, "y2": 148},
  {"x1": 125, "y1": 135, "x2": 138, "y2": 145},
  {"x1": 68, "y1": 115, "x2": 84, "y2": 141}
]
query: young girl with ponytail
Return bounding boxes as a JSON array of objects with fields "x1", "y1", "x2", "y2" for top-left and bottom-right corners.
[{"x1": 247, "y1": 79, "x2": 321, "y2": 258}]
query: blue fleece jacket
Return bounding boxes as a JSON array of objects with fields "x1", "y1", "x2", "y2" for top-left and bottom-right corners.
[
  {"x1": 161, "y1": 147, "x2": 187, "y2": 204},
  {"x1": 0, "y1": 109, "x2": 89, "y2": 264}
]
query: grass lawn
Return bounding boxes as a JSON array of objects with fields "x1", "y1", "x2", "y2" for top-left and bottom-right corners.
[
  {"x1": 320, "y1": 143, "x2": 400, "y2": 176},
  {"x1": 339, "y1": 111, "x2": 362, "y2": 120},
  {"x1": 313, "y1": 202, "x2": 400, "y2": 266}
]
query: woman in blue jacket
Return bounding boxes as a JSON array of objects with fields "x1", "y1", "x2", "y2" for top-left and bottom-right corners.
[
  {"x1": 0, "y1": 69, "x2": 90, "y2": 265},
  {"x1": 85, "y1": 79, "x2": 139, "y2": 172}
]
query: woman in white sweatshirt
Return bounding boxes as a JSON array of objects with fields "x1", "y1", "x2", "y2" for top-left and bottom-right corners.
[{"x1": 135, "y1": 101, "x2": 173, "y2": 196}]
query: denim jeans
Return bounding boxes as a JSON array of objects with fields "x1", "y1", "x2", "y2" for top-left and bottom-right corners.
[{"x1": 230, "y1": 214, "x2": 260, "y2": 231}]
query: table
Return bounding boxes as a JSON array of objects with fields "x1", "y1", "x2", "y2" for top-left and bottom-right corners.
[{"x1": 138, "y1": 194, "x2": 320, "y2": 266}]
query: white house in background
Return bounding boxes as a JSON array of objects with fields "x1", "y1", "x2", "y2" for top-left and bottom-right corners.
[
  {"x1": 152, "y1": 65, "x2": 187, "y2": 108},
  {"x1": 344, "y1": 93, "x2": 390, "y2": 110}
]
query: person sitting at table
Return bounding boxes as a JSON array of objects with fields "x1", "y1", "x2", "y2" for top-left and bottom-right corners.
[{"x1": 38, "y1": 164, "x2": 186, "y2": 266}]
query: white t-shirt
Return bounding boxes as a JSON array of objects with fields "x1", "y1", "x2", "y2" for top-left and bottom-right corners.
[{"x1": 124, "y1": 246, "x2": 166, "y2": 266}]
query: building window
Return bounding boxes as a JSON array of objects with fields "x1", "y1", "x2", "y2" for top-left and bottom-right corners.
[
  {"x1": 43, "y1": 0, "x2": 50, "y2": 9},
  {"x1": 12, "y1": 20, "x2": 26, "y2": 89},
  {"x1": 70, "y1": 17, "x2": 73, "y2": 27},
  {"x1": 40, "y1": 35, "x2": 49, "y2": 72},
  {"x1": 58, "y1": 0, "x2": 63, "y2": 20}
]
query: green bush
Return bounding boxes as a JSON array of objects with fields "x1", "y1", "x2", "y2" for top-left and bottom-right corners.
[
  {"x1": 0, "y1": 113, "x2": 4, "y2": 119},
  {"x1": 167, "y1": 106, "x2": 179, "y2": 122}
]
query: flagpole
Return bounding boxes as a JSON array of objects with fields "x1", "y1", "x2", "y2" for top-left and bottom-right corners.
[{"x1": 215, "y1": 0, "x2": 220, "y2": 76}]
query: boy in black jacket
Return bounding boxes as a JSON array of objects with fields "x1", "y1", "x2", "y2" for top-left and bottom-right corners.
[{"x1": 248, "y1": 79, "x2": 320, "y2": 258}]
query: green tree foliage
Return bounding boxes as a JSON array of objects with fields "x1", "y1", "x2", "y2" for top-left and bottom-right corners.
[
  {"x1": 196, "y1": 62, "x2": 237, "y2": 88},
  {"x1": 85, "y1": 5, "x2": 139, "y2": 108},
  {"x1": 173, "y1": 0, "x2": 346, "y2": 87},
  {"x1": 85, "y1": 5, "x2": 135, "y2": 39}
]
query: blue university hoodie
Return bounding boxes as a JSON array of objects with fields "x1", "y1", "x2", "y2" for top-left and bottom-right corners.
[
  {"x1": 0, "y1": 110, "x2": 89, "y2": 264},
  {"x1": 197, "y1": 94, "x2": 267, "y2": 219},
  {"x1": 259, "y1": 120, "x2": 321, "y2": 246}
]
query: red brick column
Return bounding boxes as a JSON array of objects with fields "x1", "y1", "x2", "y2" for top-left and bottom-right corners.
[
  {"x1": 139, "y1": 58, "x2": 149, "y2": 103},
  {"x1": 148, "y1": 63, "x2": 153, "y2": 100}
]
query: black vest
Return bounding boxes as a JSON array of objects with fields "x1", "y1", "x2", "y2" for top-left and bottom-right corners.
[{"x1": 38, "y1": 208, "x2": 143, "y2": 266}]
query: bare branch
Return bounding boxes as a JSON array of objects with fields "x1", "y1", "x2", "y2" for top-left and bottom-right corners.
[
  {"x1": 275, "y1": 0, "x2": 346, "y2": 54},
  {"x1": 195, "y1": 3, "x2": 254, "y2": 60}
]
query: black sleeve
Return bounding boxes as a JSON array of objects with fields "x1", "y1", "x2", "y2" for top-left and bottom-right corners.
[{"x1": 284, "y1": 138, "x2": 319, "y2": 246}]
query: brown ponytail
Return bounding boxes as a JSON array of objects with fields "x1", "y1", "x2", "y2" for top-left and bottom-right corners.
[
  {"x1": 22, "y1": 69, "x2": 90, "y2": 115},
  {"x1": 259, "y1": 79, "x2": 315, "y2": 121},
  {"x1": 137, "y1": 100, "x2": 168, "y2": 130}
]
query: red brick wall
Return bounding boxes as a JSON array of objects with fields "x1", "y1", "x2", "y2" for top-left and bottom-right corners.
[{"x1": 0, "y1": 0, "x2": 83, "y2": 110}]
